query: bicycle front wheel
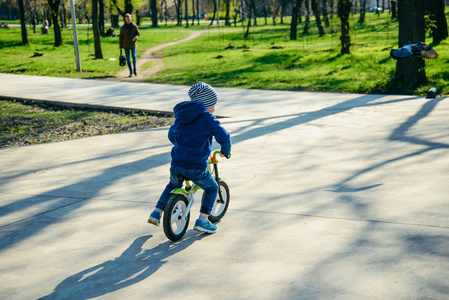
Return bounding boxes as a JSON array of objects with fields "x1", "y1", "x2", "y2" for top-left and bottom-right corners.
[
  {"x1": 208, "y1": 180, "x2": 230, "y2": 223},
  {"x1": 163, "y1": 194, "x2": 190, "y2": 241}
]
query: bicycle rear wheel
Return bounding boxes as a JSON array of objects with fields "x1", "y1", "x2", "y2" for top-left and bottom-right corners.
[
  {"x1": 163, "y1": 194, "x2": 190, "y2": 241},
  {"x1": 207, "y1": 180, "x2": 230, "y2": 223}
]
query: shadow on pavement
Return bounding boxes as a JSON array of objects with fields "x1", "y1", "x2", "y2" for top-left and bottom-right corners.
[{"x1": 38, "y1": 232, "x2": 205, "y2": 300}]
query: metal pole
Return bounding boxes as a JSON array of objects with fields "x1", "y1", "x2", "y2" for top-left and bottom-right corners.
[
  {"x1": 69, "y1": 0, "x2": 82, "y2": 72},
  {"x1": 217, "y1": 0, "x2": 219, "y2": 29}
]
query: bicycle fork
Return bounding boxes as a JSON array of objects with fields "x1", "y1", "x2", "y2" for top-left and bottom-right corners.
[{"x1": 214, "y1": 163, "x2": 225, "y2": 205}]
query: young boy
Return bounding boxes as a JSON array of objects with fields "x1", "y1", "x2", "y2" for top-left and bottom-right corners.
[{"x1": 148, "y1": 81, "x2": 231, "y2": 234}]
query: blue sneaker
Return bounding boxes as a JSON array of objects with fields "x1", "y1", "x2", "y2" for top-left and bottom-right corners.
[
  {"x1": 193, "y1": 219, "x2": 217, "y2": 234},
  {"x1": 147, "y1": 210, "x2": 161, "y2": 226}
]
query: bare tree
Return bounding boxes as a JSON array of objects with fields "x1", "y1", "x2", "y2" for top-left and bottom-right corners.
[
  {"x1": 224, "y1": 0, "x2": 232, "y2": 25},
  {"x1": 358, "y1": 0, "x2": 366, "y2": 23},
  {"x1": 270, "y1": 0, "x2": 281, "y2": 25},
  {"x1": 338, "y1": 0, "x2": 351, "y2": 54},
  {"x1": 426, "y1": 0, "x2": 448, "y2": 44},
  {"x1": 47, "y1": 0, "x2": 63, "y2": 46},
  {"x1": 303, "y1": 0, "x2": 311, "y2": 34},
  {"x1": 18, "y1": 0, "x2": 28, "y2": 45},
  {"x1": 92, "y1": 0, "x2": 103, "y2": 59},
  {"x1": 111, "y1": 0, "x2": 134, "y2": 16},
  {"x1": 322, "y1": 0, "x2": 330, "y2": 27},
  {"x1": 311, "y1": 0, "x2": 325, "y2": 36},
  {"x1": 209, "y1": 0, "x2": 216, "y2": 25},
  {"x1": 185, "y1": 0, "x2": 188, "y2": 27},
  {"x1": 244, "y1": 0, "x2": 256, "y2": 38},
  {"x1": 150, "y1": 0, "x2": 158, "y2": 27},
  {"x1": 197, "y1": 0, "x2": 200, "y2": 25},
  {"x1": 99, "y1": 0, "x2": 105, "y2": 35},
  {"x1": 391, "y1": 0, "x2": 397, "y2": 20},
  {"x1": 394, "y1": 0, "x2": 427, "y2": 89},
  {"x1": 191, "y1": 0, "x2": 195, "y2": 26},
  {"x1": 279, "y1": 0, "x2": 290, "y2": 24},
  {"x1": 290, "y1": 0, "x2": 304, "y2": 39}
]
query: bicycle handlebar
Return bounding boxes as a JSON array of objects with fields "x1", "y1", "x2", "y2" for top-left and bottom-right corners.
[{"x1": 211, "y1": 150, "x2": 231, "y2": 163}]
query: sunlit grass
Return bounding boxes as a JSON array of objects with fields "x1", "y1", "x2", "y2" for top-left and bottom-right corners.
[
  {"x1": 0, "y1": 25, "x2": 189, "y2": 78},
  {"x1": 1, "y1": 9, "x2": 449, "y2": 95},
  {"x1": 149, "y1": 12, "x2": 449, "y2": 95}
]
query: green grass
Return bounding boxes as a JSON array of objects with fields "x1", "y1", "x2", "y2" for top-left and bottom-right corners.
[
  {"x1": 0, "y1": 99, "x2": 173, "y2": 148},
  {"x1": 148, "y1": 12, "x2": 449, "y2": 95},
  {"x1": 0, "y1": 25, "x2": 189, "y2": 78},
  {"x1": 1, "y1": 10, "x2": 449, "y2": 95}
]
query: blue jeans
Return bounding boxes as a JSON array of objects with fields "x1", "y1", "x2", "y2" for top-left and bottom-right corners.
[
  {"x1": 125, "y1": 48, "x2": 136, "y2": 74},
  {"x1": 156, "y1": 165, "x2": 218, "y2": 215}
]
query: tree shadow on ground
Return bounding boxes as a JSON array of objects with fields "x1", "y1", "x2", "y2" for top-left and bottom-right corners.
[
  {"x1": 38, "y1": 233, "x2": 205, "y2": 300},
  {"x1": 282, "y1": 97, "x2": 449, "y2": 298},
  {"x1": 0, "y1": 149, "x2": 171, "y2": 252}
]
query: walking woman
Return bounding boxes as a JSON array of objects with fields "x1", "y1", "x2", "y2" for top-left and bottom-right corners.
[{"x1": 119, "y1": 13, "x2": 140, "y2": 77}]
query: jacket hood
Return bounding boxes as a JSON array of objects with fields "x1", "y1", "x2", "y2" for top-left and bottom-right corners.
[{"x1": 173, "y1": 101, "x2": 206, "y2": 124}]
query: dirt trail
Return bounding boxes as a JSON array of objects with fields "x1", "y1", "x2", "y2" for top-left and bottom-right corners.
[{"x1": 115, "y1": 31, "x2": 204, "y2": 82}]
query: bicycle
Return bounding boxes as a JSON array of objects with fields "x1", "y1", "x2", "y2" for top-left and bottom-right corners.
[{"x1": 162, "y1": 150, "x2": 230, "y2": 241}]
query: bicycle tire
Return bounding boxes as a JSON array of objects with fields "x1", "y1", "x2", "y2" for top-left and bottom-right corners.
[
  {"x1": 163, "y1": 194, "x2": 190, "y2": 241},
  {"x1": 207, "y1": 180, "x2": 230, "y2": 223}
]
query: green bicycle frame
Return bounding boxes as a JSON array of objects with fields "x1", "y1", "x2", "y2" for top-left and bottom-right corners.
[{"x1": 169, "y1": 150, "x2": 225, "y2": 220}]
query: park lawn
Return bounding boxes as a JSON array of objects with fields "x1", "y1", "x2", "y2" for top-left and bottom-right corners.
[
  {"x1": 1, "y1": 9, "x2": 449, "y2": 95},
  {"x1": 0, "y1": 25, "x2": 189, "y2": 78},
  {"x1": 149, "y1": 12, "x2": 449, "y2": 95},
  {"x1": 0, "y1": 98, "x2": 173, "y2": 148}
]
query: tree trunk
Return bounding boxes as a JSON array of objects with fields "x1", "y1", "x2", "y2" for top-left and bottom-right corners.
[
  {"x1": 322, "y1": 0, "x2": 330, "y2": 27},
  {"x1": 330, "y1": 0, "x2": 334, "y2": 18},
  {"x1": 272, "y1": 4, "x2": 280, "y2": 25},
  {"x1": 197, "y1": 0, "x2": 200, "y2": 25},
  {"x1": 125, "y1": 0, "x2": 133, "y2": 14},
  {"x1": 175, "y1": 0, "x2": 181, "y2": 25},
  {"x1": 136, "y1": 10, "x2": 141, "y2": 25},
  {"x1": 280, "y1": 0, "x2": 286, "y2": 24},
  {"x1": 290, "y1": 0, "x2": 304, "y2": 39},
  {"x1": 358, "y1": 0, "x2": 366, "y2": 23},
  {"x1": 263, "y1": 0, "x2": 268, "y2": 25},
  {"x1": 427, "y1": 0, "x2": 448, "y2": 44},
  {"x1": 225, "y1": 0, "x2": 232, "y2": 26},
  {"x1": 394, "y1": 0, "x2": 427, "y2": 90},
  {"x1": 47, "y1": 0, "x2": 63, "y2": 46},
  {"x1": 209, "y1": 0, "x2": 216, "y2": 25},
  {"x1": 92, "y1": 0, "x2": 103, "y2": 59},
  {"x1": 252, "y1": 0, "x2": 257, "y2": 26},
  {"x1": 150, "y1": 0, "x2": 158, "y2": 27},
  {"x1": 99, "y1": 0, "x2": 105, "y2": 35},
  {"x1": 18, "y1": 0, "x2": 28, "y2": 45},
  {"x1": 303, "y1": 0, "x2": 310, "y2": 34},
  {"x1": 311, "y1": 0, "x2": 325, "y2": 36},
  {"x1": 111, "y1": 15, "x2": 119, "y2": 27},
  {"x1": 391, "y1": 0, "x2": 397, "y2": 20},
  {"x1": 61, "y1": 2, "x2": 66, "y2": 28},
  {"x1": 244, "y1": 11, "x2": 252, "y2": 38},
  {"x1": 185, "y1": 0, "x2": 188, "y2": 27},
  {"x1": 338, "y1": 0, "x2": 351, "y2": 54},
  {"x1": 191, "y1": 0, "x2": 195, "y2": 25}
]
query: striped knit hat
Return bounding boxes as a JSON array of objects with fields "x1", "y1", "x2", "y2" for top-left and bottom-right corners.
[{"x1": 188, "y1": 81, "x2": 218, "y2": 108}]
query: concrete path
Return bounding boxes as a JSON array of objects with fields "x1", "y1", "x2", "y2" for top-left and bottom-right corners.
[{"x1": 1, "y1": 73, "x2": 449, "y2": 299}]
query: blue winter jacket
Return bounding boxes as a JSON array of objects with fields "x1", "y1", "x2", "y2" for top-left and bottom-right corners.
[{"x1": 168, "y1": 101, "x2": 231, "y2": 170}]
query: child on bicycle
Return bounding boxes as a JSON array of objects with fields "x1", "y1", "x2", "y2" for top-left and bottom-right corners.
[{"x1": 148, "y1": 81, "x2": 232, "y2": 234}]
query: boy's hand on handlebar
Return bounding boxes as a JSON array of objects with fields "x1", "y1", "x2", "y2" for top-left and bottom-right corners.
[{"x1": 220, "y1": 153, "x2": 231, "y2": 159}]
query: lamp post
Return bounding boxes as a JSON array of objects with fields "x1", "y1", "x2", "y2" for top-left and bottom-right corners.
[
  {"x1": 217, "y1": 0, "x2": 219, "y2": 28},
  {"x1": 69, "y1": 0, "x2": 82, "y2": 72}
]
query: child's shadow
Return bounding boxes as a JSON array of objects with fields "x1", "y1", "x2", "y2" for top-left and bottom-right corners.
[{"x1": 39, "y1": 232, "x2": 205, "y2": 300}]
